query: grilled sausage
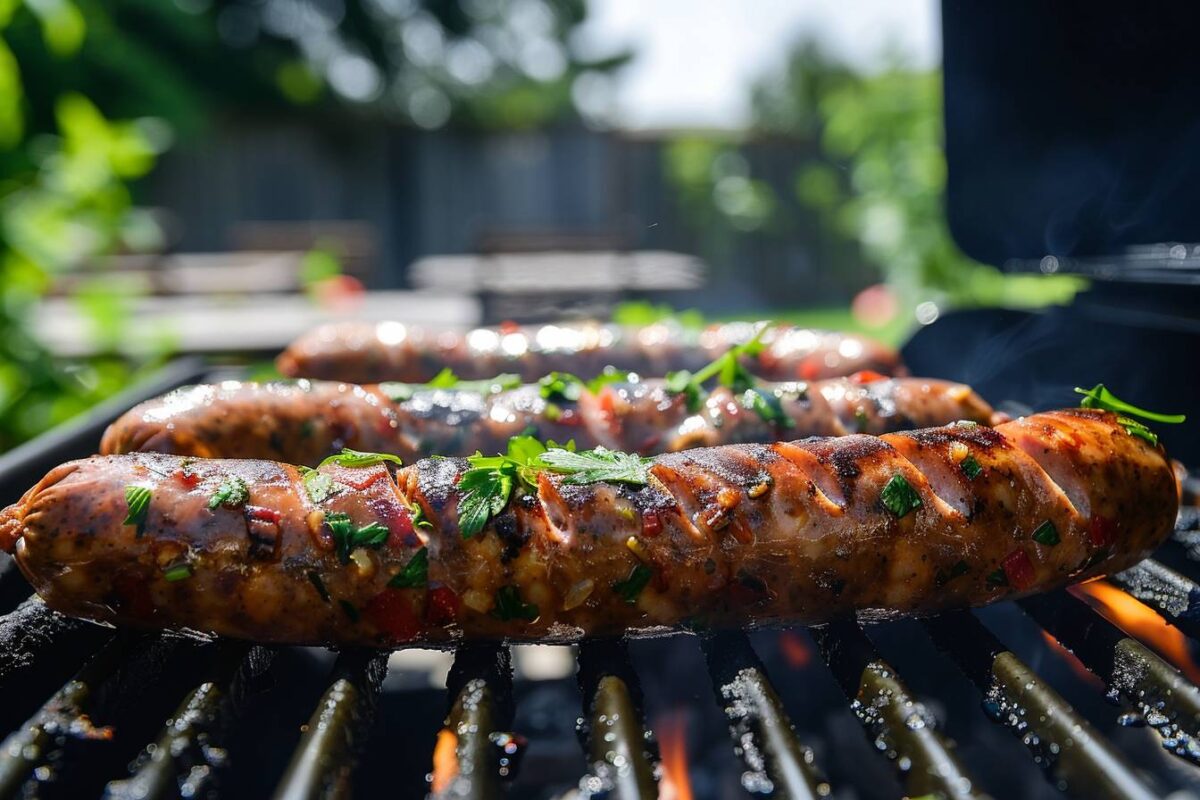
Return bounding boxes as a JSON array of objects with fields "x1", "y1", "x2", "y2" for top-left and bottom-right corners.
[
  {"x1": 100, "y1": 377, "x2": 1001, "y2": 465},
  {"x1": 2, "y1": 409, "x2": 1177, "y2": 646},
  {"x1": 275, "y1": 320, "x2": 904, "y2": 384}
]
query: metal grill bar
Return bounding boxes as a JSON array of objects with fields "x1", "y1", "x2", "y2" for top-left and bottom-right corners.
[
  {"x1": 0, "y1": 635, "x2": 130, "y2": 796},
  {"x1": 701, "y1": 631, "x2": 831, "y2": 799},
  {"x1": 576, "y1": 640, "x2": 657, "y2": 800},
  {"x1": 1108, "y1": 559, "x2": 1200, "y2": 641},
  {"x1": 0, "y1": 598, "x2": 109, "y2": 696},
  {"x1": 923, "y1": 610, "x2": 1157, "y2": 799},
  {"x1": 103, "y1": 643, "x2": 271, "y2": 800},
  {"x1": 273, "y1": 649, "x2": 388, "y2": 800},
  {"x1": 811, "y1": 619, "x2": 987, "y2": 800},
  {"x1": 431, "y1": 644, "x2": 513, "y2": 800},
  {"x1": 1022, "y1": 589, "x2": 1200, "y2": 764}
]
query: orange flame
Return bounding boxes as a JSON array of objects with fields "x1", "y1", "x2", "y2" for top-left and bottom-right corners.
[
  {"x1": 778, "y1": 630, "x2": 813, "y2": 669},
  {"x1": 1071, "y1": 581, "x2": 1200, "y2": 683},
  {"x1": 1039, "y1": 631, "x2": 1104, "y2": 690},
  {"x1": 430, "y1": 728, "x2": 458, "y2": 794},
  {"x1": 657, "y1": 712, "x2": 694, "y2": 800}
]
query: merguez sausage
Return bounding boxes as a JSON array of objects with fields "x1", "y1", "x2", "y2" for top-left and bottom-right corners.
[
  {"x1": 2, "y1": 409, "x2": 1177, "y2": 646},
  {"x1": 100, "y1": 376, "x2": 1000, "y2": 465},
  {"x1": 275, "y1": 320, "x2": 904, "y2": 384}
]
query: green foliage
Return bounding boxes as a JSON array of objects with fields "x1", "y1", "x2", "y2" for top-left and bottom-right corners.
[{"x1": 755, "y1": 42, "x2": 1084, "y2": 311}]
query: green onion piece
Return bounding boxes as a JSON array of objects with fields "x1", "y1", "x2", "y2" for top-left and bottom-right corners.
[
  {"x1": 960, "y1": 456, "x2": 982, "y2": 480},
  {"x1": 123, "y1": 485, "x2": 152, "y2": 530},
  {"x1": 1075, "y1": 383, "x2": 1186, "y2": 423},
  {"x1": 303, "y1": 471, "x2": 343, "y2": 504},
  {"x1": 1032, "y1": 520, "x2": 1060, "y2": 546},
  {"x1": 493, "y1": 585, "x2": 539, "y2": 621},
  {"x1": 163, "y1": 562, "x2": 192, "y2": 582},
  {"x1": 613, "y1": 563, "x2": 653, "y2": 604},
  {"x1": 327, "y1": 513, "x2": 390, "y2": 564},
  {"x1": 307, "y1": 571, "x2": 331, "y2": 602},
  {"x1": 880, "y1": 474, "x2": 922, "y2": 518},
  {"x1": 388, "y1": 547, "x2": 429, "y2": 589}
]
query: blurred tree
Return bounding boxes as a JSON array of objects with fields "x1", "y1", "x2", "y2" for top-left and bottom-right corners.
[{"x1": 752, "y1": 39, "x2": 1082, "y2": 312}]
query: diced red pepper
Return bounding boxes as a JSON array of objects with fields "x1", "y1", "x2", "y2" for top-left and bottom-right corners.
[
  {"x1": 799, "y1": 361, "x2": 820, "y2": 381},
  {"x1": 338, "y1": 467, "x2": 388, "y2": 491},
  {"x1": 555, "y1": 408, "x2": 584, "y2": 427},
  {"x1": 246, "y1": 506, "x2": 282, "y2": 524},
  {"x1": 1088, "y1": 515, "x2": 1115, "y2": 548},
  {"x1": 176, "y1": 469, "x2": 200, "y2": 489},
  {"x1": 498, "y1": 320, "x2": 519, "y2": 334},
  {"x1": 850, "y1": 370, "x2": 886, "y2": 384},
  {"x1": 382, "y1": 502, "x2": 417, "y2": 549},
  {"x1": 425, "y1": 586, "x2": 461, "y2": 626},
  {"x1": 365, "y1": 589, "x2": 422, "y2": 642},
  {"x1": 1002, "y1": 549, "x2": 1036, "y2": 591},
  {"x1": 641, "y1": 510, "x2": 663, "y2": 538},
  {"x1": 598, "y1": 387, "x2": 617, "y2": 417}
]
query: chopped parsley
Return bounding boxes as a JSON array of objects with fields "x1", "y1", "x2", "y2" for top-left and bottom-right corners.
[
  {"x1": 456, "y1": 436, "x2": 551, "y2": 538},
  {"x1": 388, "y1": 547, "x2": 429, "y2": 589},
  {"x1": 207, "y1": 475, "x2": 249, "y2": 510},
  {"x1": 740, "y1": 388, "x2": 795, "y2": 429},
  {"x1": 163, "y1": 562, "x2": 192, "y2": 582},
  {"x1": 493, "y1": 585, "x2": 539, "y2": 621},
  {"x1": 960, "y1": 455, "x2": 982, "y2": 480},
  {"x1": 302, "y1": 471, "x2": 344, "y2": 504},
  {"x1": 326, "y1": 512, "x2": 391, "y2": 564},
  {"x1": 317, "y1": 448, "x2": 404, "y2": 470},
  {"x1": 880, "y1": 474, "x2": 922, "y2": 518},
  {"x1": 588, "y1": 367, "x2": 636, "y2": 393},
  {"x1": 538, "y1": 372, "x2": 585, "y2": 403},
  {"x1": 613, "y1": 563, "x2": 653, "y2": 604},
  {"x1": 1032, "y1": 520, "x2": 1060, "y2": 546},
  {"x1": 307, "y1": 571, "x2": 331, "y2": 602},
  {"x1": 664, "y1": 324, "x2": 777, "y2": 422},
  {"x1": 123, "y1": 485, "x2": 152, "y2": 533},
  {"x1": 1075, "y1": 383, "x2": 1185, "y2": 446},
  {"x1": 409, "y1": 501, "x2": 432, "y2": 529}
]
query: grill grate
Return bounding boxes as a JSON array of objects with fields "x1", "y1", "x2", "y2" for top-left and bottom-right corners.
[{"x1": 0, "y1": 360, "x2": 1198, "y2": 799}]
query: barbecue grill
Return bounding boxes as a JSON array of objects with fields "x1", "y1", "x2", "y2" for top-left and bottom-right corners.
[{"x1": 0, "y1": 362, "x2": 1197, "y2": 800}]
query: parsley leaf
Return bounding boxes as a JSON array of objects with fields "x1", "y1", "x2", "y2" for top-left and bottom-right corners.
[
  {"x1": 427, "y1": 367, "x2": 459, "y2": 388},
  {"x1": 740, "y1": 388, "x2": 794, "y2": 429},
  {"x1": 317, "y1": 448, "x2": 404, "y2": 470},
  {"x1": 456, "y1": 436, "x2": 549, "y2": 538},
  {"x1": 587, "y1": 367, "x2": 636, "y2": 394},
  {"x1": 881, "y1": 474, "x2": 922, "y2": 518},
  {"x1": 388, "y1": 547, "x2": 429, "y2": 588},
  {"x1": 163, "y1": 562, "x2": 192, "y2": 582},
  {"x1": 124, "y1": 485, "x2": 152, "y2": 532},
  {"x1": 538, "y1": 447, "x2": 652, "y2": 485},
  {"x1": 664, "y1": 323, "x2": 774, "y2": 416},
  {"x1": 493, "y1": 585, "x2": 539, "y2": 621},
  {"x1": 613, "y1": 563, "x2": 653, "y2": 604},
  {"x1": 538, "y1": 372, "x2": 585, "y2": 402},
  {"x1": 207, "y1": 475, "x2": 249, "y2": 510},
  {"x1": 1032, "y1": 520, "x2": 1060, "y2": 546},
  {"x1": 327, "y1": 512, "x2": 391, "y2": 564}
]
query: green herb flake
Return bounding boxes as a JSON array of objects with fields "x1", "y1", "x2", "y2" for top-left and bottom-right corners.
[
  {"x1": 1075, "y1": 383, "x2": 1185, "y2": 446},
  {"x1": 538, "y1": 447, "x2": 652, "y2": 485},
  {"x1": 307, "y1": 571, "x2": 331, "y2": 602},
  {"x1": 327, "y1": 512, "x2": 391, "y2": 564},
  {"x1": 664, "y1": 324, "x2": 773, "y2": 411},
  {"x1": 207, "y1": 475, "x2": 249, "y2": 510},
  {"x1": 538, "y1": 372, "x2": 585, "y2": 403},
  {"x1": 163, "y1": 562, "x2": 192, "y2": 582},
  {"x1": 986, "y1": 568, "x2": 1008, "y2": 588},
  {"x1": 303, "y1": 471, "x2": 344, "y2": 504},
  {"x1": 388, "y1": 547, "x2": 429, "y2": 589},
  {"x1": 613, "y1": 563, "x2": 653, "y2": 604},
  {"x1": 741, "y1": 388, "x2": 795, "y2": 429},
  {"x1": 409, "y1": 501, "x2": 432, "y2": 529},
  {"x1": 339, "y1": 599, "x2": 360, "y2": 622},
  {"x1": 880, "y1": 474, "x2": 922, "y2": 518},
  {"x1": 317, "y1": 448, "x2": 404, "y2": 470},
  {"x1": 587, "y1": 368, "x2": 635, "y2": 394},
  {"x1": 960, "y1": 455, "x2": 983, "y2": 480},
  {"x1": 123, "y1": 485, "x2": 152, "y2": 531},
  {"x1": 493, "y1": 585, "x2": 539, "y2": 621},
  {"x1": 1032, "y1": 520, "x2": 1060, "y2": 547},
  {"x1": 456, "y1": 436, "x2": 549, "y2": 538}
]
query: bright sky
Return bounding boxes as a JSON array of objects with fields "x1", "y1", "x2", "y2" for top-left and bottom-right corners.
[{"x1": 574, "y1": 0, "x2": 939, "y2": 130}]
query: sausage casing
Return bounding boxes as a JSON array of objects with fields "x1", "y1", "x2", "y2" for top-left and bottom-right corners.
[
  {"x1": 101, "y1": 376, "x2": 1000, "y2": 465},
  {"x1": 3, "y1": 409, "x2": 1177, "y2": 646},
  {"x1": 276, "y1": 320, "x2": 903, "y2": 384}
]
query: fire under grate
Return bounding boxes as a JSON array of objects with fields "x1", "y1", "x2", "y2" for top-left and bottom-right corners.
[{"x1": 0, "y1": 361, "x2": 1198, "y2": 799}]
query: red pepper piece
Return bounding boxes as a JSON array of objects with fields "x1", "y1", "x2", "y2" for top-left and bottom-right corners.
[
  {"x1": 850, "y1": 370, "x2": 887, "y2": 384},
  {"x1": 176, "y1": 469, "x2": 200, "y2": 489},
  {"x1": 425, "y1": 586, "x2": 461, "y2": 626},
  {"x1": 246, "y1": 506, "x2": 282, "y2": 524},
  {"x1": 799, "y1": 360, "x2": 820, "y2": 381},
  {"x1": 382, "y1": 503, "x2": 417, "y2": 549},
  {"x1": 1002, "y1": 549, "x2": 1036, "y2": 591},
  {"x1": 1088, "y1": 515, "x2": 1115, "y2": 548},
  {"x1": 641, "y1": 510, "x2": 662, "y2": 538},
  {"x1": 338, "y1": 468, "x2": 388, "y2": 491},
  {"x1": 365, "y1": 588, "x2": 422, "y2": 642}
]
